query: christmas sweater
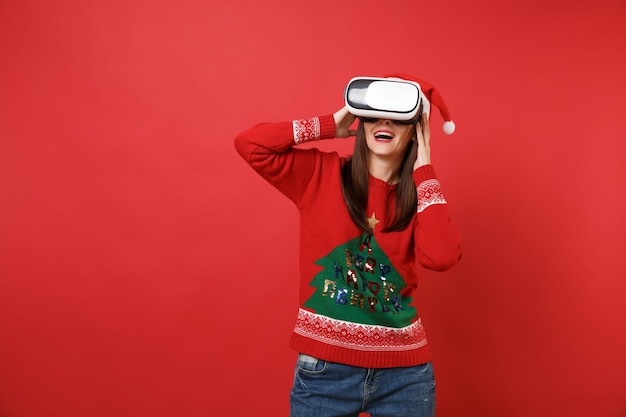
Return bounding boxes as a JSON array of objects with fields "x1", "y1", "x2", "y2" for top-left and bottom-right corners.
[{"x1": 234, "y1": 114, "x2": 462, "y2": 368}]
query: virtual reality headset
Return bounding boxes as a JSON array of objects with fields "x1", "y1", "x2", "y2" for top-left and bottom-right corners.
[{"x1": 344, "y1": 77, "x2": 424, "y2": 123}]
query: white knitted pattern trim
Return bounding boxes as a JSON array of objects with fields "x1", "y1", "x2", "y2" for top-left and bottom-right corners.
[
  {"x1": 417, "y1": 179, "x2": 447, "y2": 213},
  {"x1": 292, "y1": 117, "x2": 320, "y2": 144},
  {"x1": 293, "y1": 308, "x2": 427, "y2": 352}
]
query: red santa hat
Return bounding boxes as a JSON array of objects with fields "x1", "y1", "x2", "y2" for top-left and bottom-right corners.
[{"x1": 385, "y1": 73, "x2": 456, "y2": 135}]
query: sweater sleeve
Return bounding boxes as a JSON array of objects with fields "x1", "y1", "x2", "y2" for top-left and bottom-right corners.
[
  {"x1": 412, "y1": 164, "x2": 462, "y2": 271},
  {"x1": 234, "y1": 115, "x2": 337, "y2": 205}
]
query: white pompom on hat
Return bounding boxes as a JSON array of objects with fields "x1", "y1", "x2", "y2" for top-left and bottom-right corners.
[{"x1": 385, "y1": 73, "x2": 456, "y2": 135}]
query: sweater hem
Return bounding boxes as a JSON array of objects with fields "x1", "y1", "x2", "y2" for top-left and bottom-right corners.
[{"x1": 289, "y1": 332, "x2": 432, "y2": 369}]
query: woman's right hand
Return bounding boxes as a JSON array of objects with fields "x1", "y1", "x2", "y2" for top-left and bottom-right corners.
[{"x1": 333, "y1": 106, "x2": 357, "y2": 138}]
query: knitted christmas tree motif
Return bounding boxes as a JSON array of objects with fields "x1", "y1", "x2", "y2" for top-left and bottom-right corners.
[{"x1": 303, "y1": 234, "x2": 416, "y2": 328}]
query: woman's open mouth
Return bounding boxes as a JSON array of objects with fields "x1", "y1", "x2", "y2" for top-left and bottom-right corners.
[{"x1": 373, "y1": 130, "x2": 395, "y2": 142}]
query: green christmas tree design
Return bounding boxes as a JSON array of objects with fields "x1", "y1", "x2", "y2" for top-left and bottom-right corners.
[{"x1": 303, "y1": 233, "x2": 416, "y2": 328}]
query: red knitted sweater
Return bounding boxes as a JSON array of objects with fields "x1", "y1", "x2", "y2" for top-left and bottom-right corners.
[{"x1": 234, "y1": 114, "x2": 462, "y2": 368}]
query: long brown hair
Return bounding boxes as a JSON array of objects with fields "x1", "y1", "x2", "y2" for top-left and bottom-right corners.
[{"x1": 341, "y1": 120, "x2": 418, "y2": 234}]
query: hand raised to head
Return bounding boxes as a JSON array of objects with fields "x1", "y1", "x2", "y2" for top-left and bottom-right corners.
[{"x1": 333, "y1": 107, "x2": 357, "y2": 138}]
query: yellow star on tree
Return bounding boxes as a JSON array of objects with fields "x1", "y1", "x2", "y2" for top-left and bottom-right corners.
[{"x1": 367, "y1": 212, "x2": 380, "y2": 231}]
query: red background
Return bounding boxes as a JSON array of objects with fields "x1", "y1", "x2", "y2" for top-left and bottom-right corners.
[{"x1": 1, "y1": 0, "x2": 625, "y2": 416}]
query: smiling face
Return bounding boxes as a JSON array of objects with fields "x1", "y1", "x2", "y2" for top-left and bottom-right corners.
[{"x1": 363, "y1": 119, "x2": 416, "y2": 168}]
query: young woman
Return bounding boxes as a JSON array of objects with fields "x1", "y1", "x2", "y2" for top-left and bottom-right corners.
[{"x1": 234, "y1": 74, "x2": 462, "y2": 417}]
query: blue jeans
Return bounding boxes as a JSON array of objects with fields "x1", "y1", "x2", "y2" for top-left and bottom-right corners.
[{"x1": 289, "y1": 354, "x2": 435, "y2": 417}]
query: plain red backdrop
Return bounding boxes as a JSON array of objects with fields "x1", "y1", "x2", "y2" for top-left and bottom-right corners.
[{"x1": 1, "y1": 0, "x2": 625, "y2": 416}]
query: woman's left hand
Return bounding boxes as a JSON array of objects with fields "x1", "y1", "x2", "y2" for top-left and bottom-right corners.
[
  {"x1": 333, "y1": 106, "x2": 357, "y2": 138},
  {"x1": 414, "y1": 113, "x2": 431, "y2": 169}
]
